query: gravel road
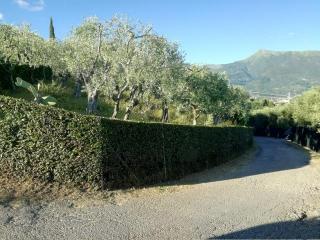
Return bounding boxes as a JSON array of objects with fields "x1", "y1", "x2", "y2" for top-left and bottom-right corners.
[{"x1": 1, "y1": 137, "x2": 320, "y2": 239}]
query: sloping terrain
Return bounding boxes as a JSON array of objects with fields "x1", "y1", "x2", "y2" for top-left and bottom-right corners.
[{"x1": 208, "y1": 50, "x2": 320, "y2": 95}]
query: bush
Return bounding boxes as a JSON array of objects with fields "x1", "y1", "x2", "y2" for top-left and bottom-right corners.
[
  {"x1": 0, "y1": 95, "x2": 253, "y2": 189},
  {"x1": 0, "y1": 63, "x2": 52, "y2": 90},
  {"x1": 248, "y1": 106, "x2": 294, "y2": 138},
  {"x1": 288, "y1": 126, "x2": 320, "y2": 152}
]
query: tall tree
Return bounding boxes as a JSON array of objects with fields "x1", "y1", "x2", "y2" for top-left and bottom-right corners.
[
  {"x1": 49, "y1": 17, "x2": 56, "y2": 40},
  {"x1": 142, "y1": 35, "x2": 184, "y2": 123},
  {"x1": 104, "y1": 17, "x2": 152, "y2": 119},
  {"x1": 176, "y1": 66, "x2": 229, "y2": 125},
  {"x1": 0, "y1": 24, "x2": 47, "y2": 88},
  {"x1": 64, "y1": 17, "x2": 110, "y2": 114}
]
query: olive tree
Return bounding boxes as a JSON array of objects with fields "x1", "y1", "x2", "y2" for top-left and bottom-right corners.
[
  {"x1": 225, "y1": 87, "x2": 251, "y2": 125},
  {"x1": 0, "y1": 24, "x2": 47, "y2": 88},
  {"x1": 104, "y1": 17, "x2": 152, "y2": 119},
  {"x1": 44, "y1": 40, "x2": 68, "y2": 84},
  {"x1": 64, "y1": 17, "x2": 111, "y2": 113},
  {"x1": 176, "y1": 66, "x2": 229, "y2": 125},
  {"x1": 290, "y1": 87, "x2": 320, "y2": 127},
  {"x1": 142, "y1": 36, "x2": 184, "y2": 122}
]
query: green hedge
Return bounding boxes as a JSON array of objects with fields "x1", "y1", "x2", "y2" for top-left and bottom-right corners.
[
  {"x1": 0, "y1": 95, "x2": 253, "y2": 189},
  {"x1": 0, "y1": 63, "x2": 52, "y2": 90}
]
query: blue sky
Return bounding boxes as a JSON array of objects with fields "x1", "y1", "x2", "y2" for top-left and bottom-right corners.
[{"x1": 1, "y1": 0, "x2": 320, "y2": 64}]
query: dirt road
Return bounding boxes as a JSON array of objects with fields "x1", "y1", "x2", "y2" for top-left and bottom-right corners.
[{"x1": 1, "y1": 137, "x2": 320, "y2": 239}]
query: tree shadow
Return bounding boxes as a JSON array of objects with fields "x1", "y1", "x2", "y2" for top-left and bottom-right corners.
[
  {"x1": 211, "y1": 217, "x2": 320, "y2": 239},
  {"x1": 165, "y1": 137, "x2": 311, "y2": 187}
]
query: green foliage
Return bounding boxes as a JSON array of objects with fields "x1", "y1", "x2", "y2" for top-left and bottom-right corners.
[
  {"x1": 221, "y1": 86, "x2": 252, "y2": 125},
  {"x1": 290, "y1": 88, "x2": 320, "y2": 128},
  {"x1": 0, "y1": 62, "x2": 52, "y2": 90},
  {"x1": 0, "y1": 18, "x2": 252, "y2": 126},
  {"x1": 15, "y1": 77, "x2": 57, "y2": 105},
  {"x1": 15, "y1": 77, "x2": 38, "y2": 97},
  {"x1": 176, "y1": 66, "x2": 231, "y2": 125},
  {"x1": 248, "y1": 104, "x2": 294, "y2": 137},
  {"x1": 248, "y1": 87, "x2": 320, "y2": 136},
  {"x1": 103, "y1": 120, "x2": 253, "y2": 188},
  {"x1": 250, "y1": 98, "x2": 275, "y2": 110},
  {"x1": 208, "y1": 50, "x2": 320, "y2": 95},
  {"x1": 0, "y1": 95, "x2": 104, "y2": 187},
  {"x1": 49, "y1": 17, "x2": 56, "y2": 40},
  {"x1": 0, "y1": 95, "x2": 253, "y2": 189}
]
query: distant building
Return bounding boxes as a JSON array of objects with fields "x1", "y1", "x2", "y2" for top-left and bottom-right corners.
[{"x1": 250, "y1": 91, "x2": 294, "y2": 104}]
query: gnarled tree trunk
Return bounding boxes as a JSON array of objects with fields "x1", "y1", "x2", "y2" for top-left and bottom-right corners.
[
  {"x1": 111, "y1": 82, "x2": 128, "y2": 119},
  {"x1": 123, "y1": 106, "x2": 132, "y2": 120},
  {"x1": 74, "y1": 78, "x2": 82, "y2": 98},
  {"x1": 161, "y1": 100, "x2": 169, "y2": 123},
  {"x1": 191, "y1": 104, "x2": 200, "y2": 126},
  {"x1": 112, "y1": 99, "x2": 120, "y2": 119},
  {"x1": 86, "y1": 89, "x2": 98, "y2": 114},
  {"x1": 123, "y1": 85, "x2": 139, "y2": 121}
]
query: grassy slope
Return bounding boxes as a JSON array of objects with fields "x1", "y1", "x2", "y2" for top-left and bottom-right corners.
[{"x1": 0, "y1": 81, "x2": 208, "y2": 125}]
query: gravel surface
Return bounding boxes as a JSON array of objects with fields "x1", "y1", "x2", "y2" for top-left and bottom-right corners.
[{"x1": 1, "y1": 137, "x2": 320, "y2": 239}]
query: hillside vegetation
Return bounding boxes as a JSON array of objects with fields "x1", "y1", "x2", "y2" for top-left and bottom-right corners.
[
  {"x1": 248, "y1": 87, "x2": 320, "y2": 138},
  {"x1": 0, "y1": 17, "x2": 252, "y2": 126},
  {"x1": 208, "y1": 50, "x2": 320, "y2": 95},
  {"x1": 0, "y1": 95, "x2": 253, "y2": 189}
]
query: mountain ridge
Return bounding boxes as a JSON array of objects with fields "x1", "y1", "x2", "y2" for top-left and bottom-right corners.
[{"x1": 207, "y1": 50, "x2": 320, "y2": 95}]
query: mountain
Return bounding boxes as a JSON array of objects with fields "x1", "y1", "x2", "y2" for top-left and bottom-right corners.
[{"x1": 207, "y1": 50, "x2": 320, "y2": 95}]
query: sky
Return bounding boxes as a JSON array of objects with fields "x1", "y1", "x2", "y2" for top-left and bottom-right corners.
[{"x1": 0, "y1": 0, "x2": 320, "y2": 64}]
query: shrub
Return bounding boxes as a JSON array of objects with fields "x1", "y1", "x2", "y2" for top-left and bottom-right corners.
[
  {"x1": 248, "y1": 105, "x2": 294, "y2": 138},
  {"x1": 0, "y1": 63, "x2": 52, "y2": 90},
  {"x1": 0, "y1": 95, "x2": 103, "y2": 187},
  {"x1": 101, "y1": 120, "x2": 253, "y2": 188},
  {"x1": 0, "y1": 95, "x2": 253, "y2": 189}
]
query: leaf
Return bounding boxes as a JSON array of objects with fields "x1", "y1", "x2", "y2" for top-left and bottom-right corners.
[
  {"x1": 41, "y1": 96, "x2": 57, "y2": 106},
  {"x1": 15, "y1": 77, "x2": 38, "y2": 98}
]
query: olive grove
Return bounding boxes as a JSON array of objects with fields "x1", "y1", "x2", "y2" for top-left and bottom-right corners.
[{"x1": 0, "y1": 16, "x2": 252, "y2": 125}]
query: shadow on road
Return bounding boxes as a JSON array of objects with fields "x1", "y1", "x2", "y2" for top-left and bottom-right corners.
[
  {"x1": 210, "y1": 217, "x2": 320, "y2": 239},
  {"x1": 168, "y1": 137, "x2": 312, "y2": 186}
]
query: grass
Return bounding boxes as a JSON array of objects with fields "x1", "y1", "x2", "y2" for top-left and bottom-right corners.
[{"x1": 0, "y1": 79, "x2": 210, "y2": 125}]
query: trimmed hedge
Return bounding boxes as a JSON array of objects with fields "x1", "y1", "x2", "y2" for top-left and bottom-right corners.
[
  {"x1": 0, "y1": 95, "x2": 253, "y2": 189},
  {"x1": 248, "y1": 112, "x2": 294, "y2": 138},
  {"x1": 0, "y1": 63, "x2": 52, "y2": 90},
  {"x1": 288, "y1": 126, "x2": 320, "y2": 152}
]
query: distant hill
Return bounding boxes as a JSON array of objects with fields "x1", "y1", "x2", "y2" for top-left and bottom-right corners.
[{"x1": 207, "y1": 50, "x2": 320, "y2": 95}]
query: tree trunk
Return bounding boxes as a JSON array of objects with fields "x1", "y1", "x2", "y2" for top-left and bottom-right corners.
[
  {"x1": 111, "y1": 82, "x2": 128, "y2": 119},
  {"x1": 214, "y1": 115, "x2": 221, "y2": 125},
  {"x1": 192, "y1": 113, "x2": 197, "y2": 125},
  {"x1": 60, "y1": 74, "x2": 67, "y2": 87},
  {"x1": 161, "y1": 100, "x2": 169, "y2": 123},
  {"x1": 191, "y1": 105, "x2": 199, "y2": 126},
  {"x1": 74, "y1": 79, "x2": 82, "y2": 98},
  {"x1": 112, "y1": 99, "x2": 120, "y2": 119},
  {"x1": 86, "y1": 89, "x2": 98, "y2": 114},
  {"x1": 123, "y1": 85, "x2": 139, "y2": 121},
  {"x1": 9, "y1": 65, "x2": 16, "y2": 90},
  {"x1": 10, "y1": 73, "x2": 15, "y2": 90},
  {"x1": 123, "y1": 106, "x2": 131, "y2": 120}
]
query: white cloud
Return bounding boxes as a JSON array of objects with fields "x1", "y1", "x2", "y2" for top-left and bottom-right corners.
[
  {"x1": 14, "y1": 0, "x2": 45, "y2": 11},
  {"x1": 0, "y1": 13, "x2": 3, "y2": 21}
]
